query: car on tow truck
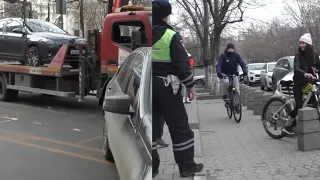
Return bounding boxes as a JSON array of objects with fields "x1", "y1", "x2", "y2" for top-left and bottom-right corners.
[
  {"x1": 103, "y1": 47, "x2": 151, "y2": 180},
  {"x1": 0, "y1": 18, "x2": 86, "y2": 67}
]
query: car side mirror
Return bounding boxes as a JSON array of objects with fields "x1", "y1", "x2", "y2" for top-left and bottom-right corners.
[
  {"x1": 131, "y1": 31, "x2": 141, "y2": 50},
  {"x1": 103, "y1": 94, "x2": 134, "y2": 116},
  {"x1": 12, "y1": 28, "x2": 26, "y2": 35}
]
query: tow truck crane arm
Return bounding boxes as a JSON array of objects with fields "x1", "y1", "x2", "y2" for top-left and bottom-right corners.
[{"x1": 107, "y1": 0, "x2": 129, "y2": 14}]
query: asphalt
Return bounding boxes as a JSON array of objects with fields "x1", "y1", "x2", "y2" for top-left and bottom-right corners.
[{"x1": 0, "y1": 92, "x2": 120, "y2": 180}]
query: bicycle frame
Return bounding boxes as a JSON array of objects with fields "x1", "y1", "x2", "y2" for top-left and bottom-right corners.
[{"x1": 272, "y1": 82, "x2": 320, "y2": 121}]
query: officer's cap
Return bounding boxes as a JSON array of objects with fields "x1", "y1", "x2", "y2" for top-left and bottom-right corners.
[{"x1": 152, "y1": 0, "x2": 172, "y2": 19}]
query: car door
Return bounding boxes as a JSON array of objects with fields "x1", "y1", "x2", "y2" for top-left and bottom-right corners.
[
  {"x1": 104, "y1": 53, "x2": 138, "y2": 180},
  {"x1": 3, "y1": 19, "x2": 26, "y2": 60},
  {"x1": 125, "y1": 52, "x2": 152, "y2": 180},
  {"x1": 0, "y1": 19, "x2": 8, "y2": 58}
]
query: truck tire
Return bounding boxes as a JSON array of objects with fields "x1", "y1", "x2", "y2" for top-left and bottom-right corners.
[{"x1": 0, "y1": 76, "x2": 18, "y2": 102}]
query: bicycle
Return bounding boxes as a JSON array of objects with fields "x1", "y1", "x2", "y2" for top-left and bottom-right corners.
[
  {"x1": 261, "y1": 72, "x2": 320, "y2": 139},
  {"x1": 223, "y1": 74, "x2": 242, "y2": 123}
]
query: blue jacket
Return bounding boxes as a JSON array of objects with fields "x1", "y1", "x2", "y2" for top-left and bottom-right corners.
[{"x1": 216, "y1": 52, "x2": 247, "y2": 75}]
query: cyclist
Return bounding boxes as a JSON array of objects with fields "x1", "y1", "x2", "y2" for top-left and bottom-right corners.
[
  {"x1": 216, "y1": 43, "x2": 247, "y2": 101},
  {"x1": 283, "y1": 33, "x2": 320, "y2": 134}
]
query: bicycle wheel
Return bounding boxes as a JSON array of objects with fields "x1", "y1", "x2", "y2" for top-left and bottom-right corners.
[
  {"x1": 231, "y1": 91, "x2": 242, "y2": 123},
  {"x1": 226, "y1": 94, "x2": 233, "y2": 119},
  {"x1": 261, "y1": 97, "x2": 291, "y2": 139}
]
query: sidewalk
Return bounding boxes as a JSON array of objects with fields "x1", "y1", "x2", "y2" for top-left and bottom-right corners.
[{"x1": 153, "y1": 98, "x2": 207, "y2": 180}]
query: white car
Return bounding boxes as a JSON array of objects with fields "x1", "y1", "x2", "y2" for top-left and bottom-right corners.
[
  {"x1": 245, "y1": 63, "x2": 265, "y2": 86},
  {"x1": 260, "y1": 62, "x2": 276, "y2": 91},
  {"x1": 103, "y1": 48, "x2": 152, "y2": 180}
]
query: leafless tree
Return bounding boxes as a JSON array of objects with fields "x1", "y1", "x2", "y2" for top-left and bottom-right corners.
[
  {"x1": 284, "y1": 0, "x2": 320, "y2": 52},
  {"x1": 237, "y1": 18, "x2": 300, "y2": 63},
  {"x1": 175, "y1": 0, "x2": 264, "y2": 94}
]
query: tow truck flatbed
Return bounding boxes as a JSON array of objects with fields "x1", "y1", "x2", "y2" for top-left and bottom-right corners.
[{"x1": 0, "y1": 44, "x2": 85, "y2": 101}]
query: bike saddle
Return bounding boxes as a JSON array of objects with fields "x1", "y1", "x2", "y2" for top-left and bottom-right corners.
[{"x1": 280, "y1": 80, "x2": 294, "y2": 86}]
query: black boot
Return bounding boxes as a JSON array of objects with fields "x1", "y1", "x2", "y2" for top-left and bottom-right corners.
[
  {"x1": 179, "y1": 163, "x2": 204, "y2": 177},
  {"x1": 152, "y1": 169, "x2": 159, "y2": 178}
]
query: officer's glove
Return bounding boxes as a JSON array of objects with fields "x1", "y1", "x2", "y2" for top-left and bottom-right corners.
[
  {"x1": 217, "y1": 73, "x2": 223, "y2": 79},
  {"x1": 235, "y1": 72, "x2": 239, "y2": 76}
]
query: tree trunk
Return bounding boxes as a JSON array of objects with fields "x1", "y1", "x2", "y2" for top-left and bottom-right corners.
[
  {"x1": 209, "y1": 30, "x2": 222, "y2": 95},
  {"x1": 202, "y1": 0, "x2": 210, "y2": 89}
]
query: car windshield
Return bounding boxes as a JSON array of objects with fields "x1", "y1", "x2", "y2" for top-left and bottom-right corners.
[
  {"x1": 268, "y1": 64, "x2": 275, "y2": 72},
  {"x1": 26, "y1": 19, "x2": 67, "y2": 34},
  {"x1": 248, "y1": 64, "x2": 264, "y2": 70},
  {"x1": 288, "y1": 58, "x2": 294, "y2": 68}
]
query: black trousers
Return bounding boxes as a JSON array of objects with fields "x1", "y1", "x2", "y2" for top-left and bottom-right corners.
[
  {"x1": 152, "y1": 77, "x2": 195, "y2": 172},
  {"x1": 154, "y1": 114, "x2": 165, "y2": 139}
]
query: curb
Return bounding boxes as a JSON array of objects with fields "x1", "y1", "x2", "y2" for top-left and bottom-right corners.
[{"x1": 191, "y1": 97, "x2": 207, "y2": 180}]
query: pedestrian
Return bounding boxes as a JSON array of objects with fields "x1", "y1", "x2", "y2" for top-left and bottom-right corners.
[
  {"x1": 182, "y1": 53, "x2": 194, "y2": 103},
  {"x1": 152, "y1": 0, "x2": 203, "y2": 178},
  {"x1": 283, "y1": 33, "x2": 320, "y2": 134},
  {"x1": 216, "y1": 43, "x2": 247, "y2": 101}
]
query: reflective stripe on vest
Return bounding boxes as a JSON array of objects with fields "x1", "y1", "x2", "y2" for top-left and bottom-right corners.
[{"x1": 152, "y1": 29, "x2": 176, "y2": 63}]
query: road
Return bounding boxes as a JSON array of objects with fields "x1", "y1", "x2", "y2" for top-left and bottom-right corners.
[
  {"x1": 0, "y1": 92, "x2": 119, "y2": 180},
  {"x1": 199, "y1": 98, "x2": 320, "y2": 180}
]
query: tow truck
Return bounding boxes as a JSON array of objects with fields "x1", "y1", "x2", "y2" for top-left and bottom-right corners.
[{"x1": 0, "y1": 0, "x2": 152, "y2": 104}]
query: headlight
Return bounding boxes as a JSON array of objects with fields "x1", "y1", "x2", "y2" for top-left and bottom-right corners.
[
  {"x1": 45, "y1": 39, "x2": 54, "y2": 45},
  {"x1": 74, "y1": 39, "x2": 87, "y2": 45},
  {"x1": 249, "y1": 72, "x2": 254, "y2": 74},
  {"x1": 38, "y1": 38, "x2": 54, "y2": 45}
]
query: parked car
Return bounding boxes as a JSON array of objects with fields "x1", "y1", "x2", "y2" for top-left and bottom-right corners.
[
  {"x1": 194, "y1": 75, "x2": 205, "y2": 86},
  {"x1": 260, "y1": 62, "x2": 276, "y2": 91},
  {"x1": 102, "y1": 47, "x2": 151, "y2": 180},
  {"x1": 271, "y1": 56, "x2": 294, "y2": 92},
  {"x1": 274, "y1": 71, "x2": 294, "y2": 97},
  {"x1": 238, "y1": 65, "x2": 244, "y2": 83},
  {"x1": 0, "y1": 18, "x2": 86, "y2": 66},
  {"x1": 244, "y1": 63, "x2": 265, "y2": 86}
]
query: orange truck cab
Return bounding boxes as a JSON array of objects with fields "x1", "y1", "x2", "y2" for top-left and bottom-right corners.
[
  {"x1": 86, "y1": 0, "x2": 152, "y2": 104},
  {"x1": 100, "y1": 5, "x2": 152, "y2": 77}
]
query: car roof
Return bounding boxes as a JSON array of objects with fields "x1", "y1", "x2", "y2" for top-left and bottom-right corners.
[{"x1": 279, "y1": 56, "x2": 295, "y2": 59}]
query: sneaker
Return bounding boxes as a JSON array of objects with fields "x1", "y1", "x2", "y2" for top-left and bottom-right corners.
[
  {"x1": 186, "y1": 97, "x2": 191, "y2": 103},
  {"x1": 283, "y1": 126, "x2": 294, "y2": 135},
  {"x1": 152, "y1": 169, "x2": 159, "y2": 178},
  {"x1": 156, "y1": 138, "x2": 169, "y2": 148},
  {"x1": 180, "y1": 163, "x2": 204, "y2": 177}
]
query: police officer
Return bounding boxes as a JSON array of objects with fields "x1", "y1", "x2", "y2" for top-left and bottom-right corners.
[{"x1": 152, "y1": 0, "x2": 204, "y2": 178}]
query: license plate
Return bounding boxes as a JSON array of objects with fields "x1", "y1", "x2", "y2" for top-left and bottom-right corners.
[{"x1": 70, "y1": 49, "x2": 85, "y2": 55}]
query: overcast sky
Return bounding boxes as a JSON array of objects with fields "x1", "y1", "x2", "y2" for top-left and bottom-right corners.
[{"x1": 169, "y1": 0, "x2": 287, "y2": 36}]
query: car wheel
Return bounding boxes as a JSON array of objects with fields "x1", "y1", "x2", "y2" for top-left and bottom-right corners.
[
  {"x1": 27, "y1": 46, "x2": 42, "y2": 67},
  {"x1": 103, "y1": 120, "x2": 114, "y2": 162},
  {"x1": 195, "y1": 79, "x2": 205, "y2": 86}
]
